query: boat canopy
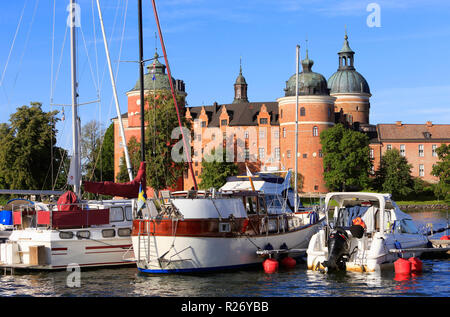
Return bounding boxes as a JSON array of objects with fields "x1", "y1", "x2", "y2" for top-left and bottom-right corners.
[{"x1": 83, "y1": 162, "x2": 146, "y2": 198}]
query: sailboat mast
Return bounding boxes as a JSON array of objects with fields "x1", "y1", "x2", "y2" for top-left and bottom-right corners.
[
  {"x1": 138, "y1": 0, "x2": 145, "y2": 162},
  {"x1": 70, "y1": 0, "x2": 81, "y2": 196},
  {"x1": 95, "y1": 0, "x2": 134, "y2": 181},
  {"x1": 294, "y1": 45, "x2": 299, "y2": 213}
]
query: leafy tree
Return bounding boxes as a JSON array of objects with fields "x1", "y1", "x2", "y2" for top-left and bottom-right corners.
[
  {"x1": 0, "y1": 102, "x2": 64, "y2": 190},
  {"x1": 81, "y1": 121, "x2": 115, "y2": 182},
  {"x1": 431, "y1": 144, "x2": 450, "y2": 202},
  {"x1": 198, "y1": 148, "x2": 238, "y2": 190},
  {"x1": 116, "y1": 136, "x2": 141, "y2": 182},
  {"x1": 81, "y1": 120, "x2": 104, "y2": 180},
  {"x1": 320, "y1": 123, "x2": 372, "y2": 191},
  {"x1": 144, "y1": 92, "x2": 190, "y2": 193},
  {"x1": 374, "y1": 149, "x2": 414, "y2": 200}
]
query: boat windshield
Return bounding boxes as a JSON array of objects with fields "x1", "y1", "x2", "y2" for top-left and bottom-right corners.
[{"x1": 394, "y1": 219, "x2": 419, "y2": 234}]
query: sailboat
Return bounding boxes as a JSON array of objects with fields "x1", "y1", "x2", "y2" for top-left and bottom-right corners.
[
  {"x1": 0, "y1": 0, "x2": 143, "y2": 270},
  {"x1": 129, "y1": 3, "x2": 324, "y2": 273}
]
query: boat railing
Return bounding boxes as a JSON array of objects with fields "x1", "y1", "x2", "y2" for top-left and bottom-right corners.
[{"x1": 11, "y1": 203, "x2": 112, "y2": 230}]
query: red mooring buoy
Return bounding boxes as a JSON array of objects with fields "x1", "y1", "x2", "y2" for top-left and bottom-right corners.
[
  {"x1": 280, "y1": 256, "x2": 296, "y2": 269},
  {"x1": 408, "y1": 257, "x2": 423, "y2": 273},
  {"x1": 394, "y1": 258, "x2": 411, "y2": 275},
  {"x1": 440, "y1": 235, "x2": 450, "y2": 240},
  {"x1": 263, "y1": 258, "x2": 278, "y2": 274}
]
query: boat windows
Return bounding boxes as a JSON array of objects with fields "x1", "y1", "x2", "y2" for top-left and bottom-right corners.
[
  {"x1": 125, "y1": 206, "x2": 133, "y2": 221},
  {"x1": 118, "y1": 228, "x2": 132, "y2": 237},
  {"x1": 59, "y1": 231, "x2": 74, "y2": 239},
  {"x1": 76, "y1": 230, "x2": 90, "y2": 239},
  {"x1": 102, "y1": 229, "x2": 116, "y2": 238},
  {"x1": 219, "y1": 222, "x2": 231, "y2": 233},
  {"x1": 246, "y1": 197, "x2": 257, "y2": 214},
  {"x1": 110, "y1": 207, "x2": 124, "y2": 222}
]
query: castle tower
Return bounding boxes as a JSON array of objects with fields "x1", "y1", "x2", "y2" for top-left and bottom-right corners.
[
  {"x1": 328, "y1": 31, "x2": 371, "y2": 125},
  {"x1": 233, "y1": 58, "x2": 249, "y2": 103},
  {"x1": 278, "y1": 49, "x2": 335, "y2": 193}
]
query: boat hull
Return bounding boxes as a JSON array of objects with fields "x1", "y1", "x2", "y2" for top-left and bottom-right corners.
[
  {"x1": 132, "y1": 221, "x2": 322, "y2": 273},
  {"x1": 307, "y1": 229, "x2": 429, "y2": 273},
  {"x1": 1, "y1": 227, "x2": 134, "y2": 270}
]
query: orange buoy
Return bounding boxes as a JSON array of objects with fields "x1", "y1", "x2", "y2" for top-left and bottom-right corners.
[
  {"x1": 408, "y1": 257, "x2": 423, "y2": 273},
  {"x1": 263, "y1": 258, "x2": 278, "y2": 274},
  {"x1": 394, "y1": 258, "x2": 411, "y2": 275},
  {"x1": 280, "y1": 256, "x2": 296, "y2": 269},
  {"x1": 440, "y1": 235, "x2": 450, "y2": 240}
]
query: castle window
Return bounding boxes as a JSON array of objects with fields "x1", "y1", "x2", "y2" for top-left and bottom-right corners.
[
  {"x1": 275, "y1": 147, "x2": 280, "y2": 160},
  {"x1": 432, "y1": 144, "x2": 437, "y2": 157},
  {"x1": 303, "y1": 153, "x2": 307, "y2": 158},
  {"x1": 319, "y1": 149, "x2": 323, "y2": 158},
  {"x1": 280, "y1": 110, "x2": 283, "y2": 119},
  {"x1": 370, "y1": 149, "x2": 374, "y2": 159},
  {"x1": 313, "y1": 126, "x2": 318, "y2": 137},
  {"x1": 244, "y1": 131, "x2": 249, "y2": 139},
  {"x1": 244, "y1": 148, "x2": 250, "y2": 161},
  {"x1": 300, "y1": 107, "x2": 306, "y2": 116},
  {"x1": 260, "y1": 118, "x2": 268, "y2": 125},
  {"x1": 201, "y1": 121, "x2": 206, "y2": 127},
  {"x1": 400, "y1": 144, "x2": 405, "y2": 156},
  {"x1": 419, "y1": 144, "x2": 424, "y2": 157},
  {"x1": 419, "y1": 164, "x2": 425, "y2": 177},
  {"x1": 387, "y1": 144, "x2": 392, "y2": 151},
  {"x1": 258, "y1": 148, "x2": 265, "y2": 160},
  {"x1": 221, "y1": 119, "x2": 228, "y2": 126},
  {"x1": 283, "y1": 128, "x2": 286, "y2": 138},
  {"x1": 287, "y1": 150, "x2": 291, "y2": 158}
]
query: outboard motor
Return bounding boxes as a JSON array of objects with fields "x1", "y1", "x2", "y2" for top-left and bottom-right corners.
[{"x1": 322, "y1": 227, "x2": 349, "y2": 272}]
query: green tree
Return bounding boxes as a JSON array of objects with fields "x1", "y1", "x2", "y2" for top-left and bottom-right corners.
[
  {"x1": 374, "y1": 148, "x2": 414, "y2": 200},
  {"x1": 81, "y1": 121, "x2": 115, "y2": 182},
  {"x1": 116, "y1": 136, "x2": 141, "y2": 182},
  {"x1": 144, "y1": 92, "x2": 189, "y2": 192},
  {"x1": 0, "y1": 102, "x2": 64, "y2": 190},
  {"x1": 431, "y1": 144, "x2": 450, "y2": 202},
  {"x1": 198, "y1": 148, "x2": 238, "y2": 190},
  {"x1": 320, "y1": 123, "x2": 372, "y2": 191}
]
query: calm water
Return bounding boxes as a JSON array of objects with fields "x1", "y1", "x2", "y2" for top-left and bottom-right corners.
[{"x1": 0, "y1": 210, "x2": 448, "y2": 297}]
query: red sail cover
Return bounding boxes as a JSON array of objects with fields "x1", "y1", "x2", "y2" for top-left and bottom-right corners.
[
  {"x1": 82, "y1": 162, "x2": 146, "y2": 198},
  {"x1": 57, "y1": 191, "x2": 80, "y2": 211}
]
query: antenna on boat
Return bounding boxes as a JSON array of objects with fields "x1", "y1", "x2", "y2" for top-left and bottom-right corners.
[{"x1": 294, "y1": 44, "x2": 300, "y2": 214}]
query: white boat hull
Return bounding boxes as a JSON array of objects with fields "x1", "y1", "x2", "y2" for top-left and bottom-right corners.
[
  {"x1": 1, "y1": 227, "x2": 134, "y2": 270},
  {"x1": 132, "y1": 221, "x2": 321, "y2": 273}
]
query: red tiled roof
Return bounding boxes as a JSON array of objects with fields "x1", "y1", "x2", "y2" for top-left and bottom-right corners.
[{"x1": 377, "y1": 122, "x2": 450, "y2": 141}]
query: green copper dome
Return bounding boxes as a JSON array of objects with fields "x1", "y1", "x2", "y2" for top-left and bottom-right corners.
[
  {"x1": 129, "y1": 52, "x2": 178, "y2": 93},
  {"x1": 284, "y1": 50, "x2": 330, "y2": 96},
  {"x1": 327, "y1": 33, "x2": 370, "y2": 95},
  {"x1": 328, "y1": 69, "x2": 370, "y2": 94}
]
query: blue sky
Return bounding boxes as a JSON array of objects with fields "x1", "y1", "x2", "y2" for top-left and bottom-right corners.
[{"x1": 0, "y1": 0, "x2": 449, "y2": 150}]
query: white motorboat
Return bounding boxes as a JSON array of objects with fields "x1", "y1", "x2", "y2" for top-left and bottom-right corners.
[{"x1": 306, "y1": 192, "x2": 429, "y2": 273}]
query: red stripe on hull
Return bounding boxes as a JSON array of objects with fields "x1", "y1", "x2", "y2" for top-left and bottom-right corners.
[{"x1": 85, "y1": 244, "x2": 132, "y2": 250}]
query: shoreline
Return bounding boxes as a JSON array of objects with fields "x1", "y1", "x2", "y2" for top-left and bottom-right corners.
[{"x1": 398, "y1": 204, "x2": 449, "y2": 211}]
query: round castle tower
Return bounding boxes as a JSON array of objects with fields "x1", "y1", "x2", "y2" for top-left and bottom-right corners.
[
  {"x1": 278, "y1": 50, "x2": 335, "y2": 194},
  {"x1": 327, "y1": 32, "x2": 371, "y2": 125}
]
